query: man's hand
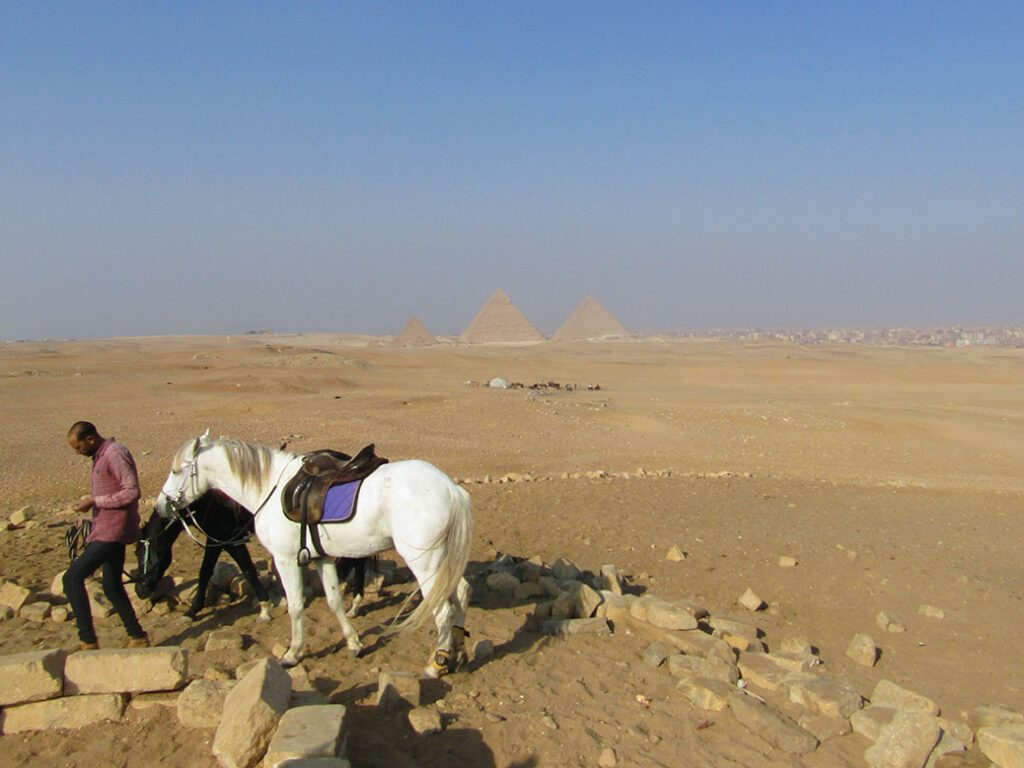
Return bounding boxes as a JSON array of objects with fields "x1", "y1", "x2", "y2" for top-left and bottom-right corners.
[{"x1": 72, "y1": 497, "x2": 95, "y2": 513}]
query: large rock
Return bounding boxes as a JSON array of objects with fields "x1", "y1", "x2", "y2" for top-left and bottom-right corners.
[
  {"x1": 539, "y1": 618, "x2": 611, "y2": 636},
  {"x1": 864, "y1": 709, "x2": 941, "y2": 768},
  {"x1": 677, "y1": 677, "x2": 735, "y2": 711},
  {"x1": 375, "y1": 668, "x2": 421, "y2": 710},
  {"x1": 870, "y1": 679, "x2": 940, "y2": 716},
  {"x1": 978, "y1": 724, "x2": 1024, "y2": 768},
  {"x1": 178, "y1": 678, "x2": 234, "y2": 728},
  {"x1": 0, "y1": 693, "x2": 125, "y2": 733},
  {"x1": 787, "y1": 674, "x2": 863, "y2": 718},
  {"x1": 728, "y1": 690, "x2": 819, "y2": 754},
  {"x1": 212, "y1": 657, "x2": 292, "y2": 768},
  {"x1": 264, "y1": 705, "x2": 347, "y2": 768},
  {"x1": 0, "y1": 649, "x2": 66, "y2": 706},
  {"x1": 64, "y1": 646, "x2": 188, "y2": 695},
  {"x1": 0, "y1": 580, "x2": 32, "y2": 612}
]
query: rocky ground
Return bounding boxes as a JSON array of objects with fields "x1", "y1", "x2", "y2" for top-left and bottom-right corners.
[{"x1": 1, "y1": 334, "x2": 1024, "y2": 767}]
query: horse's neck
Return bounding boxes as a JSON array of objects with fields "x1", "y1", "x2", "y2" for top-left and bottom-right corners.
[{"x1": 207, "y1": 448, "x2": 295, "y2": 514}]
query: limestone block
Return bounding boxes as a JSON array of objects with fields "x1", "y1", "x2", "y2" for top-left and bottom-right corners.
[
  {"x1": 264, "y1": 705, "x2": 347, "y2": 767},
  {"x1": 206, "y1": 629, "x2": 245, "y2": 652},
  {"x1": 515, "y1": 556, "x2": 544, "y2": 583},
  {"x1": 407, "y1": 705, "x2": 442, "y2": 736},
  {"x1": 50, "y1": 570, "x2": 67, "y2": 599},
  {"x1": 645, "y1": 599, "x2": 699, "y2": 631},
  {"x1": 926, "y1": 730, "x2": 969, "y2": 766},
  {"x1": 212, "y1": 658, "x2": 292, "y2": 768},
  {"x1": 599, "y1": 564, "x2": 623, "y2": 595},
  {"x1": 779, "y1": 633, "x2": 813, "y2": 655},
  {"x1": 570, "y1": 583, "x2": 603, "y2": 619},
  {"x1": 51, "y1": 606, "x2": 69, "y2": 623},
  {"x1": 485, "y1": 572, "x2": 519, "y2": 594},
  {"x1": 10, "y1": 506, "x2": 34, "y2": 526},
  {"x1": 708, "y1": 614, "x2": 759, "y2": 640},
  {"x1": 665, "y1": 544, "x2": 686, "y2": 562},
  {"x1": 876, "y1": 610, "x2": 906, "y2": 633},
  {"x1": 787, "y1": 674, "x2": 863, "y2": 719},
  {"x1": 865, "y1": 710, "x2": 942, "y2": 768},
  {"x1": 677, "y1": 677, "x2": 735, "y2": 712},
  {"x1": 737, "y1": 588, "x2": 765, "y2": 612},
  {"x1": 64, "y1": 646, "x2": 188, "y2": 695},
  {"x1": 847, "y1": 633, "x2": 878, "y2": 667},
  {"x1": 0, "y1": 580, "x2": 32, "y2": 611},
  {"x1": 978, "y1": 724, "x2": 1024, "y2": 768},
  {"x1": 668, "y1": 628, "x2": 734, "y2": 664},
  {"x1": 597, "y1": 591, "x2": 636, "y2": 623},
  {"x1": 0, "y1": 693, "x2": 125, "y2": 733},
  {"x1": 549, "y1": 557, "x2": 580, "y2": 581},
  {"x1": 20, "y1": 602, "x2": 51, "y2": 622},
  {"x1": 798, "y1": 712, "x2": 852, "y2": 742},
  {"x1": 728, "y1": 690, "x2": 819, "y2": 754},
  {"x1": 667, "y1": 654, "x2": 705, "y2": 680},
  {"x1": 130, "y1": 692, "x2": 180, "y2": 711},
  {"x1": 737, "y1": 653, "x2": 798, "y2": 692},
  {"x1": 965, "y1": 703, "x2": 1024, "y2": 731},
  {"x1": 375, "y1": 668, "x2": 421, "y2": 710},
  {"x1": 870, "y1": 679, "x2": 940, "y2": 716},
  {"x1": 851, "y1": 706, "x2": 899, "y2": 742},
  {"x1": 513, "y1": 582, "x2": 541, "y2": 600},
  {"x1": 0, "y1": 648, "x2": 66, "y2": 706},
  {"x1": 938, "y1": 717, "x2": 975, "y2": 747},
  {"x1": 179, "y1": 678, "x2": 234, "y2": 728},
  {"x1": 287, "y1": 664, "x2": 327, "y2": 708},
  {"x1": 766, "y1": 651, "x2": 818, "y2": 674},
  {"x1": 539, "y1": 618, "x2": 611, "y2": 636}
]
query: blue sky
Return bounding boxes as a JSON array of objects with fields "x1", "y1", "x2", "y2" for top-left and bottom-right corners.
[{"x1": 2, "y1": 2, "x2": 1021, "y2": 339}]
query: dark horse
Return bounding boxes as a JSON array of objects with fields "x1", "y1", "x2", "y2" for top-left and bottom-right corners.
[{"x1": 135, "y1": 491, "x2": 374, "y2": 621}]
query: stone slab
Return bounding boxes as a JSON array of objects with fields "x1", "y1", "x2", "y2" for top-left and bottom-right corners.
[
  {"x1": 0, "y1": 693, "x2": 125, "y2": 733},
  {"x1": 264, "y1": 705, "x2": 347, "y2": 768},
  {"x1": 64, "y1": 646, "x2": 189, "y2": 695},
  {"x1": 0, "y1": 648, "x2": 66, "y2": 706}
]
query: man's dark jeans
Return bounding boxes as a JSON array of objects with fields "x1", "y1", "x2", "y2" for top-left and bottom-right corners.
[{"x1": 63, "y1": 540, "x2": 144, "y2": 645}]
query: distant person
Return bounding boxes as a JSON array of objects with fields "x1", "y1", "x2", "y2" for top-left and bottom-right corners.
[{"x1": 64, "y1": 421, "x2": 149, "y2": 650}]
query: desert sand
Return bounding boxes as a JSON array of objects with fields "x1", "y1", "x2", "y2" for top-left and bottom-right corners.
[{"x1": 1, "y1": 334, "x2": 1023, "y2": 767}]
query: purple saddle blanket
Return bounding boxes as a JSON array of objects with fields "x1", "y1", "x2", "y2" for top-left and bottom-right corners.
[{"x1": 322, "y1": 479, "x2": 362, "y2": 523}]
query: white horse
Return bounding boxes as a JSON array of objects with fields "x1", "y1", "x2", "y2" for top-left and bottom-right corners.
[{"x1": 155, "y1": 433, "x2": 473, "y2": 676}]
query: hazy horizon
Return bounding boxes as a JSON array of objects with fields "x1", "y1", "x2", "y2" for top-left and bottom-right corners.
[{"x1": 3, "y1": 3, "x2": 1022, "y2": 340}]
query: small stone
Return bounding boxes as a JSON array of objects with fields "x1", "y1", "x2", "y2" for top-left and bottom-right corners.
[
  {"x1": 541, "y1": 714, "x2": 558, "y2": 730},
  {"x1": 846, "y1": 633, "x2": 878, "y2": 667},
  {"x1": 485, "y1": 572, "x2": 519, "y2": 594},
  {"x1": 19, "y1": 602, "x2": 51, "y2": 622},
  {"x1": 408, "y1": 705, "x2": 442, "y2": 736},
  {"x1": 642, "y1": 643, "x2": 669, "y2": 668},
  {"x1": 665, "y1": 545, "x2": 686, "y2": 562},
  {"x1": 10, "y1": 507, "x2": 35, "y2": 526},
  {"x1": 875, "y1": 610, "x2": 906, "y2": 633},
  {"x1": 50, "y1": 606, "x2": 69, "y2": 623},
  {"x1": 778, "y1": 555, "x2": 798, "y2": 567},
  {"x1": 738, "y1": 588, "x2": 764, "y2": 612},
  {"x1": 599, "y1": 564, "x2": 623, "y2": 595},
  {"x1": 0, "y1": 581, "x2": 32, "y2": 612},
  {"x1": 919, "y1": 604, "x2": 945, "y2": 620},
  {"x1": 598, "y1": 746, "x2": 617, "y2": 767},
  {"x1": 472, "y1": 639, "x2": 494, "y2": 662}
]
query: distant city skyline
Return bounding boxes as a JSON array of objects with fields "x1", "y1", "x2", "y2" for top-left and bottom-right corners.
[{"x1": 2, "y1": 3, "x2": 1021, "y2": 340}]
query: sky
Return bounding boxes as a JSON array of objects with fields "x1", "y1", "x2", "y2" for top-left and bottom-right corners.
[{"x1": 2, "y1": 2, "x2": 1022, "y2": 339}]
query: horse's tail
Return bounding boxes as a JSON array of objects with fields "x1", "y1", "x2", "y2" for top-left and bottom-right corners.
[{"x1": 389, "y1": 480, "x2": 472, "y2": 635}]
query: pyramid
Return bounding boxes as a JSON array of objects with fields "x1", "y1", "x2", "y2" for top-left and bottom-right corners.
[
  {"x1": 391, "y1": 316, "x2": 437, "y2": 347},
  {"x1": 459, "y1": 289, "x2": 545, "y2": 344},
  {"x1": 552, "y1": 295, "x2": 630, "y2": 341}
]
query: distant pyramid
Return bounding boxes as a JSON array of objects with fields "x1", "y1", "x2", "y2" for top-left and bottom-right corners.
[
  {"x1": 552, "y1": 295, "x2": 630, "y2": 341},
  {"x1": 459, "y1": 289, "x2": 545, "y2": 344},
  {"x1": 391, "y1": 316, "x2": 437, "y2": 347}
]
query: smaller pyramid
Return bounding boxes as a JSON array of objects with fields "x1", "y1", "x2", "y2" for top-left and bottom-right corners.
[
  {"x1": 391, "y1": 317, "x2": 437, "y2": 347},
  {"x1": 552, "y1": 296, "x2": 630, "y2": 341},
  {"x1": 459, "y1": 290, "x2": 545, "y2": 344}
]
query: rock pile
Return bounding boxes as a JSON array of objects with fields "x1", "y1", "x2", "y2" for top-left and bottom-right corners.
[{"x1": 471, "y1": 550, "x2": 1024, "y2": 767}]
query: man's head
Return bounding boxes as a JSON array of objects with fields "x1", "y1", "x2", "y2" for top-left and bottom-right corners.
[{"x1": 68, "y1": 421, "x2": 103, "y2": 457}]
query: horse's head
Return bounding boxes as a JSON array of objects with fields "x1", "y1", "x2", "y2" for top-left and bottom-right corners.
[
  {"x1": 156, "y1": 431, "x2": 213, "y2": 517},
  {"x1": 134, "y1": 507, "x2": 182, "y2": 599}
]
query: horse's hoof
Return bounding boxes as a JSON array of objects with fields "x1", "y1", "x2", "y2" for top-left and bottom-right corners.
[
  {"x1": 280, "y1": 655, "x2": 299, "y2": 668},
  {"x1": 258, "y1": 613, "x2": 272, "y2": 623},
  {"x1": 346, "y1": 645, "x2": 363, "y2": 659},
  {"x1": 422, "y1": 664, "x2": 440, "y2": 679}
]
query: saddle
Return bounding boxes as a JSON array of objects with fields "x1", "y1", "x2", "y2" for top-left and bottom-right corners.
[{"x1": 281, "y1": 444, "x2": 388, "y2": 565}]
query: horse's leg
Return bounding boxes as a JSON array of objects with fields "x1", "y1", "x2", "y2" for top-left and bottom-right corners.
[
  {"x1": 186, "y1": 546, "x2": 222, "y2": 619},
  {"x1": 400, "y1": 553, "x2": 462, "y2": 678},
  {"x1": 451, "y1": 576, "x2": 473, "y2": 666},
  {"x1": 315, "y1": 559, "x2": 363, "y2": 657},
  {"x1": 226, "y1": 543, "x2": 272, "y2": 622},
  {"x1": 274, "y1": 556, "x2": 307, "y2": 667},
  {"x1": 343, "y1": 557, "x2": 365, "y2": 618}
]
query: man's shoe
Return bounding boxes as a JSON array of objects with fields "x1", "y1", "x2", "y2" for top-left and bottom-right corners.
[
  {"x1": 79, "y1": 641, "x2": 99, "y2": 651},
  {"x1": 126, "y1": 635, "x2": 150, "y2": 649}
]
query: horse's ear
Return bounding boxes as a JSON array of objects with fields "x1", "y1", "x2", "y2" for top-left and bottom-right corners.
[
  {"x1": 201, "y1": 428, "x2": 211, "y2": 440},
  {"x1": 191, "y1": 436, "x2": 202, "y2": 458}
]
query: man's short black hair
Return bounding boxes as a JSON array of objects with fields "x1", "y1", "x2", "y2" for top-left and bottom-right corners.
[{"x1": 68, "y1": 421, "x2": 99, "y2": 440}]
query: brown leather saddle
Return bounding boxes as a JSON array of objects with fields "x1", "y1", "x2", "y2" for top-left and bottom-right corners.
[{"x1": 281, "y1": 444, "x2": 388, "y2": 565}]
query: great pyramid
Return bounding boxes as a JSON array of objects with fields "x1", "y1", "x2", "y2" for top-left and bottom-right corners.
[
  {"x1": 391, "y1": 316, "x2": 437, "y2": 347},
  {"x1": 552, "y1": 295, "x2": 630, "y2": 341},
  {"x1": 459, "y1": 289, "x2": 545, "y2": 344}
]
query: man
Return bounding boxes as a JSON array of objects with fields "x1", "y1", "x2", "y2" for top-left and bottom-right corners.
[{"x1": 64, "y1": 421, "x2": 149, "y2": 650}]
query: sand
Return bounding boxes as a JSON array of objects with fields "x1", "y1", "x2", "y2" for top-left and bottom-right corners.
[{"x1": 1, "y1": 334, "x2": 1023, "y2": 767}]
